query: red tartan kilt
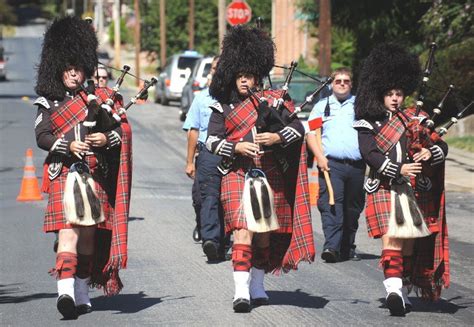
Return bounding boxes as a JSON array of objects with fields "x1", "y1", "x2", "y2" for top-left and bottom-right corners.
[
  {"x1": 221, "y1": 155, "x2": 293, "y2": 234},
  {"x1": 43, "y1": 155, "x2": 114, "y2": 232},
  {"x1": 365, "y1": 188, "x2": 391, "y2": 238}
]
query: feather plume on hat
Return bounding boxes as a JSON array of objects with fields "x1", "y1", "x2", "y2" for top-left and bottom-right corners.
[
  {"x1": 210, "y1": 25, "x2": 275, "y2": 104},
  {"x1": 35, "y1": 16, "x2": 98, "y2": 100},
  {"x1": 355, "y1": 43, "x2": 421, "y2": 121}
]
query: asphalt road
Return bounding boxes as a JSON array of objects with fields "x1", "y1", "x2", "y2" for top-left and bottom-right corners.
[{"x1": 0, "y1": 25, "x2": 473, "y2": 326}]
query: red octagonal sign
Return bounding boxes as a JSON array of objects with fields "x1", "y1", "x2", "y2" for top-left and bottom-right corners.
[{"x1": 227, "y1": 0, "x2": 252, "y2": 26}]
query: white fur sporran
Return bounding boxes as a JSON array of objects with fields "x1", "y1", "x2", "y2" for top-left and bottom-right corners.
[
  {"x1": 242, "y1": 169, "x2": 279, "y2": 233},
  {"x1": 386, "y1": 180, "x2": 431, "y2": 239},
  {"x1": 63, "y1": 162, "x2": 105, "y2": 226}
]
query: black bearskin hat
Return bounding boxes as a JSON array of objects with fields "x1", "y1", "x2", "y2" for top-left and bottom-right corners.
[
  {"x1": 35, "y1": 16, "x2": 98, "y2": 100},
  {"x1": 355, "y1": 43, "x2": 421, "y2": 121},
  {"x1": 209, "y1": 25, "x2": 275, "y2": 104}
]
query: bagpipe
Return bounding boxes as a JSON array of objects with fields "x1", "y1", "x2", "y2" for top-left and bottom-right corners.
[
  {"x1": 405, "y1": 42, "x2": 473, "y2": 155},
  {"x1": 77, "y1": 65, "x2": 158, "y2": 136}
]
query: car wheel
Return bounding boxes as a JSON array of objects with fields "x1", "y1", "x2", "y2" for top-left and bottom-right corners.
[{"x1": 161, "y1": 93, "x2": 169, "y2": 106}]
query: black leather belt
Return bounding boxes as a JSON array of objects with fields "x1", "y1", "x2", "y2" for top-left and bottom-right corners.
[{"x1": 327, "y1": 156, "x2": 364, "y2": 165}]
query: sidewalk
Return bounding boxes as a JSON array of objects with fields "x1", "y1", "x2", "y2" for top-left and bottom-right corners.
[{"x1": 445, "y1": 147, "x2": 474, "y2": 193}]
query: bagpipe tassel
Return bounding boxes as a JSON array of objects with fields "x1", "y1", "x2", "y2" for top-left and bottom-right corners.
[
  {"x1": 84, "y1": 175, "x2": 101, "y2": 220},
  {"x1": 249, "y1": 179, "x2": 262, "y2": 220},
  {"x1": 259, "y1": 177, "x2": 273, "y2": 219},
  {"x1": 387, "y1": 182, "x2": 430, "y2": 239},
  {"x1": 243, "y1": 170, "x2": 279, "y2": 233},
  {"x1": 73, "y1": 174, "x2": 85, "y2": 218},
  {"x1": 393, "y1": 189, "x2": 405, "y2": 225}
]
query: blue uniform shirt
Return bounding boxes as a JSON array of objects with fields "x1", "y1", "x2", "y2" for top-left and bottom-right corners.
[
  {"x1": 182, "y1": 88, "x2": 215, "y2": 144},
  {"x1": 308, "y1": 94, "x2": 362, "y2": 160}
]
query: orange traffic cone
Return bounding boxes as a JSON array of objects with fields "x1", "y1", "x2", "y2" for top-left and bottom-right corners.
[
  {"x1": 308, "y1": 164, "x2": 319, "y2": 207},
  {"x1": 17, "y1": 148, "x2": 43, "y2": 201},
  {"x1": 136, "y1": 80, "x2": 145, "y2": 104}
]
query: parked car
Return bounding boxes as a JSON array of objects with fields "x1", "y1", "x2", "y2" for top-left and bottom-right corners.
[
  {"x1": 270, "y1": 75, "x2": 331, "y2": 120},
  {"x1": 179, "y1": 56, "x2": 214, "y2": 121},
  {"x1": 0, "y1": 46, "x2": 6, "y2": 81},
  {"x1": 155, "y1": 50, "x2": 203, "y2": 105}
]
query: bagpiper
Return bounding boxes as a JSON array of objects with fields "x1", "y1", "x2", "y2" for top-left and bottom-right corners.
[{"x1": 354, "y1": 43, "x2": 449, "y2": 316}]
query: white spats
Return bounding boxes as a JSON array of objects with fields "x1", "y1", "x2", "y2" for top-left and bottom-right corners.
[
  {"x1": 74, "y1": 277, "x2": 91, "y2": 307},
  {"x1": 57, "y1": 278, "x2": 75, "y2": 301},
  {"x1": 233, "y1": 271, "x2": 250, "y2": 301},
  {"x1": 249, "y1": 268, "x2": 268, "y2": 300},
  {"x1": 383, "y1": 277, "x2": 405, "y2": 316},
  {"x1": 383, "y1": 277, "x2": 403, "y2": 297}
]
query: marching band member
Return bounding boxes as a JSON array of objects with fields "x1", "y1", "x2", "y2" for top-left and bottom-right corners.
[
  {"x1": 354, "y1": 43, "x2": 449, "y2": 316},
  {"x1": 34, "y1": 16, "x2": 132, "y2": 319},
  {"x1": 206, "y1": 25, "x2": 315, "y2": 312}
]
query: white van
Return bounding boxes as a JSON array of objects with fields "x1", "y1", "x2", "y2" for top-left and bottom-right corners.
[{"x1": 155, "y1": 50, "x2": 203, "y2": 105}]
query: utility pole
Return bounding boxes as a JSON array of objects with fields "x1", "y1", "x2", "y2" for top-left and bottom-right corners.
[
  {"x1": 134, "y1": 0, "x2": 141, "y2": 86},
  {"x1": 160, "y1": 0, "x2": 166, "y2": 68},
  {"x1": 218, "y1": 0, "x2": 226, "y2": 50},
  {"x1": 318, "y1": 0, "x2": 331, "y2": 76},
  {"x1": 188, "y1": 0, "x2": 195, "y2": 50},
  {"x1": 96, "y1": 0, "x2": 104, "y2": 43},
  {"x1": 114, "y1": 0, "x2": 121, "y2": 68}
]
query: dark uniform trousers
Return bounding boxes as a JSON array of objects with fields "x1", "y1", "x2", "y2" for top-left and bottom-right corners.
[
  {"x1": 192, "y1": 142, "x2": 225, "y2": 248},
  {"x1": 317, "y1": 157, "x2": 366, "y2": 255}
]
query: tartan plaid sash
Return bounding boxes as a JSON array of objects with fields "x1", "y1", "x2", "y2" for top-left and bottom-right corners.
[
  {"x1": 225, "y1": 97, "x2": 257, "y2": 142},
  {"x1": 374, "y1": 111, "x2": 408, "y2": 154},
  {"x1": 50, "y1": 92, "x2": 89, "y2": 137}
]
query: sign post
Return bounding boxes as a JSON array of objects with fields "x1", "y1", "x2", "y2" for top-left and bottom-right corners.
[{"x1": 226, "y1": 0, "x2": 252, "y2": 26}]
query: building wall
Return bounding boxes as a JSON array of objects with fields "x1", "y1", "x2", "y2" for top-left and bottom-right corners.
[{"x1": 272, "y1": 0, "x2": 317, "y2": 77}]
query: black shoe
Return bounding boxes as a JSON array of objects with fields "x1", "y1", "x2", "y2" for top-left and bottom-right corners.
[
  {"x1": 321, "y1": 248, "x2": 338, "y2": 263},
  {"x1": 404, "y1": 302, "x2": 412, "y2": 314},
  {"x1": 340, "y1": 248, "x2": 361, "y2": 261},
  {"x1": 57, "y1": 294, "x2": 77, "y2": 320},
  {"x1": 233, "y1": 298, "x2": 251, "y2": 312},
  {"x1": 76, "y1": 304, "x2": 92, "y2": 315},
  {"x1": 193, "y1": 225, "x2": 201, "y2": 242},
  {"x1": 203, "y1": 240, "x2": 219, "y2": 262},
  {"x1": 386, "y1": 292, "x2": 405, "y2": 316}
]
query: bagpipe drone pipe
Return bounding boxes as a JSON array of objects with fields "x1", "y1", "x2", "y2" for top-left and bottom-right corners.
[{"x1": 409, "y1": 42, "x2": 473, "y2": 145}]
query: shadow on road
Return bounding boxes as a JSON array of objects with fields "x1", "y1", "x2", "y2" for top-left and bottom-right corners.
[
  {"x1": 91, "y1": 291, "x2": 165, "y2": 314},
  {"x1": 128, "y1": 216, "x2": 145, "y2": 222},
  {"x1": 377, "y1": 296, "x2": 469, "y2": 314},
  {"x1": 356, "y1": 253, "x2": 380, "y2": 260},
  {"x1": 0, "y1": 283, "x2": 56, "y2": 303},
  {"x1": 266, "y1": 289, "x2": 329, "y2": 309}
]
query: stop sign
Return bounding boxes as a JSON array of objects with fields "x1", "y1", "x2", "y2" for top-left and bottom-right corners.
[{"x1": 226, "y1": 0, "x2": 252, "y2": 26}]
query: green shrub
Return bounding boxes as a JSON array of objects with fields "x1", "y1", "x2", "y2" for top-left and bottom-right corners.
[{"x1": 446, "y1": 136, "x2": 474, "y2": 152}]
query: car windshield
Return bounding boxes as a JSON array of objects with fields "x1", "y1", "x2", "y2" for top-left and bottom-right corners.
[{"x1": 178, "y1": 57, "x2": 200, "y2": 70}]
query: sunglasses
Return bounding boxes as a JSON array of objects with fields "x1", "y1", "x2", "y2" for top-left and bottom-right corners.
[
  {"x1": 334, "y1": 79, "x2": 351, "y2": 85},
  {"x1": 98, "y1": 76, "x2": 108, "y2": 79}
]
